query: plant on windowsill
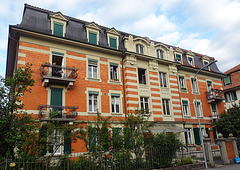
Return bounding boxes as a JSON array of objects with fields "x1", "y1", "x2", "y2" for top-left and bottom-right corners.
[
  {"x1": 50, "y1": 110, "x2": 60, "y2": 119},
  {"x1": 52, "y1": 62, "x2": 56, "y2": 66},
  {"x1": 181, "y1": 87, "x2": 187, "y2": 90},
  {"x1": 114, "y1": 78, "x2": 119, "y2": 81}
]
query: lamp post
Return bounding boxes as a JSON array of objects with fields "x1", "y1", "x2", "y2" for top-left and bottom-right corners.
[{"x1": 194, "y1": 60, "x2": 217, "y2": 169}]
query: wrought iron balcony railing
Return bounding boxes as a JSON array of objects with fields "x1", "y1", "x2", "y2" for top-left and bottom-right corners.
[
  {"x1": 40, "y1": 64, "x2": 78, "y2": 88},
  {"x1": 41, "y1": 63, "x2": 78, "y2": 79},
  {"x1": 206, "y1": 89, "x2": 224, "y2": 104},
  {"x1": 39, "y1": 105, "x2": 78, "y2": 121}
]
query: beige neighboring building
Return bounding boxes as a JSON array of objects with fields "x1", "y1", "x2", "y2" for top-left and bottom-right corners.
[{"x1": 223, "y1": 64, "x2": 240, "y2": 109}]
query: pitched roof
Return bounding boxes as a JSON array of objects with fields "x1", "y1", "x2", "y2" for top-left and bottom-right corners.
[{"x1": 224, "y1": 64, "x2": 240, "y2": 74}]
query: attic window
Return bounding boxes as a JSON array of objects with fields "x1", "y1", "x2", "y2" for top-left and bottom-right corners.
[
  {"x1": 188, "y1": 57, "x2": 194, "y2": 66},
  {"x1": 109, "y1": 37, "x2": 117, "y2": 49},
  {"x1": 53, "y1": 22, "x2": 63, "y2": 37},
  {"x1": 203, "y1": 61, "x2": 209, "y2": 70},
  {"x1": 157, "y1": 49, "x2": 164, "y2": 59},
  {"x1": 89, "y1": 31, "x2": 97, "y2": 45},
  {"x1": 175, "y1": 54, "x2": 182, "y2": 63},
  {"x1": 136, "y1": 44, "x2": 144, "y2": 54}
]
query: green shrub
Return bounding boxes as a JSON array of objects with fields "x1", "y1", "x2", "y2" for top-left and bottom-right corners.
[{"x1": 177, "y1": 157, "x2": 193, "y2": 166}]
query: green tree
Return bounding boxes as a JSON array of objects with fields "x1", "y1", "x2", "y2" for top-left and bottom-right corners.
[{"x1": 212, "y1": 103, "x2": 240, "y2": 138}]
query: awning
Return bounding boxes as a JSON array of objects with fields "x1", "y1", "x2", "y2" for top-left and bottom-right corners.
[{"x1": 149, "y1": 124, "x2": 188, "y2": 133}]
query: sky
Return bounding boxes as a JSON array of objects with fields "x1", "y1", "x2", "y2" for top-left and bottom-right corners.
[{"x1": 1, "y1": 0, "x2": 240, "y2": 77}]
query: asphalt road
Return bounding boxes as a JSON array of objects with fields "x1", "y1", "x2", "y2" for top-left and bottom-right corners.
[{"x1": 208, "y1": 164, "x2": 240, "y2": 170}]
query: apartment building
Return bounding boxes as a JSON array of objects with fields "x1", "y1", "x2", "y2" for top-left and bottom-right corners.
[
  {"x1": 6, "y1": 4, "x2": 226, "y2": 155},
  {"x1": 223, "y1": 64, "x2": 240, "y2": 109}
]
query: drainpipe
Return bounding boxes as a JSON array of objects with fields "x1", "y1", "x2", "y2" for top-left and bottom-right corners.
[{"x1": 121, "y1": 51, "x2": 127, "y2": 119}]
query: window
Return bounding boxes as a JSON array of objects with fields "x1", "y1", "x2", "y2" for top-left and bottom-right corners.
[
  {"x1": 136, "y1": 44, "x2": 144, "y2": 54},
  {"x1": 109, "y1": 37, "x2": 117, "y2": 48},
  {"x1": 53, "y1": 22, "x2": 63, "y2": 37},
  {"x1": 195, "y1": 101, "x2": 202, "y2": 117},
  {"x1": 193, "y1": 128, "x2": 201, "y2": 145},
  {"x1": 224, "y1": 77, "x2": 231, "y2": 86},
  {"x1": 52, "y1": 52, "x2": 63, "y2": 78},
  {"x1": 185, "y1": 129, "x2": 193, "y2": 145},
  {"x1": 159, "y1": 72, "x2": 167, "y2": 87},
  {"x1": 89, "y1": 31, "x2": 97, "y2": 44},
  {"x1": 207, "y1": 81, "x2": 212, "y2": 92},
  {"x1": 175, "y1": 54, "x2": 182, "y2": 62},
  {"x1": 89, "y1": 92, "x2": 98, "y2": 112},
  {"x1": 140, "y1": 97, "x2": 149, "y2": 111},
  {"x1": 138, "y1": 68, "x2": 146, "y2": 84},
  {"x1": 182, "y1": 100, "x2": 190, "y2": 116},
  {"x1": 179, "y1": 76, "x2": 186, "y2": 89},
  {"x1": 211, "y1": 104, "x2": 217, "y2": 119},
  {"x1": 188, "y1": 57, "x2": 194, "y2": 66},
  {"x1": 111, "y1": 94, "x2": 120, "y2": 113},
  {"x1": 110, "y1": 63, "x2": 118, "y2": 81},
  {"x1": 88, "y1": 59, "x2": 98, "y2": 78},
  {"x1": 191, "y1": 78, "x2": 198, "y2": 93},
  {"x1": 156, "y1": 49, "x2": 164, "y2": 58},
  {"x1": 47, "y1": 129, "x2": 61, "y2": 155},
  {"x1": 228, "y1": 91, "x2": 237, "y2": 101},
  {"x1": 162, "y1": 99, "x2": 170, "y2": 115},
  {"x1": 204, "y1": 61, "x2": 209, "y2": 69}
]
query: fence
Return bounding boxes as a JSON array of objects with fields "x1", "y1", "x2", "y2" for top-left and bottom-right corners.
[{"x1": 0, "y1": 147, "x2": 204, "y2": 170}]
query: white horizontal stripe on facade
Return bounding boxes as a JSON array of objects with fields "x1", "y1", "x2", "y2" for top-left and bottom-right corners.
[
  {"x1": 19, "y1": 45, "x2": 50, "y2": 54},
  {"x1": 172, "y1": 99, "x2": 181, "y2": 102},
  {"x1": 125, "y1": 82, "x2": 138, "y2": 86},
  {"x1": 150, "y1": 85, "x2": 160, "y2": 88},
  {"x1": 198, "y1": 79, "x2": 206, "y2": 83},
  {"x1": 17, "y1": 60, "x2": 25, "y2": 65},
  {"x1": 153, "y1": 115, "x2": 163, "y2": 118},
  {"x1": 127, "y1": 100, "x2": 139, "y2": 104},
  {"x1": 126, "y1": 88, "x2": 139, "y2": 92},
  {"x1": 125, "y1": 76, "x2": 137, "y2": 80},
  {"x1": 169, "y1": 82, "x2": 178, "y2": 86},
  {"x1": 172, "y1": 104, "x2": 181, "y2": 107},
  {"x1": 171, "y1": 88, "x2": 179, "y2": 91},
  {"x1": 149, "y1": 80, "x2": 160, "y2": 84},
  {"x1": 152, "y1": 102, "x2": 161, "y2": 106},
  {"x1": 127, "y1": 107, "x2": 139, "y2": 110},
  {"x1": 173, "y1": 110, "x2": 182, "y2": 113},
  {"x1": 171, "y1": 93, "x2": 180, "y2": 97},
  {"x1": 67, "y1": 55, "x2": 86, "y2": 61},
  {"x1": 169, "y1": 77, "x2": 177, "y2": 81},
  {"x1": 149, "y1": 74, "x2": 158, "y2": 78},
  {"x1": 213, "y1": 82, "x2": 223, "y2": 86},
  {"x1": 152, "y1": 108, "x2": 162, "y2": 112},
  {"x1": 125, "y1": 70, "x2": 137, "y2": 74},
  {"x1": 151, "y1": 96, "x2": 161, "y2": 100},
  {"x1": 18, "y1": 53, "x2": 26, "y2": 57},
  {"x1": 126, "y1": 94, "x2": 139, "y2": 98}
]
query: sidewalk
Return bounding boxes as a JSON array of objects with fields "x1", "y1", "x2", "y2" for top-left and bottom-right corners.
[{"x1": 207, "y1": 163, "x2": 240, "y2": 170}]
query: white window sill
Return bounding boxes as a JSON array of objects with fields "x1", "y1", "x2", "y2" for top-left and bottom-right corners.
[
  {"x1": 180, "y1": 88, "x2": 188, "y2": 93},
  {"x1": 111, "y1": 112, "x2": 123, "y2": 115},
  {"x1": 184, "y1": 115, "x2": 191, "y2": 118},
  {"x1": 192, "y1": 91, "x2": 200, "y2": 95},
  {"x1": 108, "y1": 80, "x2": 122, "y2": 85},
  {"x1": 85, "y1": 77, "x2": 102, "y2": 82}
]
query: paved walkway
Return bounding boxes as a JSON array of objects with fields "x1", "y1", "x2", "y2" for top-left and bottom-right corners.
[{"x1": 207, "y1": 163, "x2": 240, "y2": 170}]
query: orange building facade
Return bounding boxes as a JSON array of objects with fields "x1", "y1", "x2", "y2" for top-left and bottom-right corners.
[{"x1": 6, "y1": 4, "x2": 226, "y2": 155}]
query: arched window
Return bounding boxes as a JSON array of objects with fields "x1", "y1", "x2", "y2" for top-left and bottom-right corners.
[
  {"x1": 156, "y1": 49, "x2": 164, "y2": 58},
  {"x1": 136, "y1": 44, "x2": 144, "y2": 54}
]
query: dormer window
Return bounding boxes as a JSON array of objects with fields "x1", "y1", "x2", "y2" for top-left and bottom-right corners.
[
  {"x1": 50, "y1": 12, "x2": 68, "y2": 37},
  {"x1": 136, "y1": 44, "x2": 144, "y2": 54},
  {"x1": 175, "y1": 54, "x2": 182, "y2": 63},
  {"x1": 53, "y1": 22, "x2": 63, "y2": 37},
  {"x1": 89, "y1": 31, "x2": 97, "y2": 45},
  {"x1": 86, "y1": 22, "x2": 101, "y2": 45},
  {"x1": 109, "y1": 36, "x2": 117, "y2": 48},
  {"x1": 188, "y1": 57, "x2": 194, "y2": 66},
  {"x1": 203, "y1": 60, "x2": 209, "y2": 69},
  {"x1": 157, "y1": 49, "x2": 164, "y2": 58}
]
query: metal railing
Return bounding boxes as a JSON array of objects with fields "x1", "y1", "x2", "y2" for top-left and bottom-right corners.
[
  {"x1": 39, "y1": 105, "x2": 78, "y2": 120},
  {"x1": 41, "y1": 63, "x2": 78, "y2": 79},
  {"x1": 0, "y1": 147, "x2": 205, "y2": 170},
  {"x1": 206, "y1": 90, "x2": 224, "y2": 101}
]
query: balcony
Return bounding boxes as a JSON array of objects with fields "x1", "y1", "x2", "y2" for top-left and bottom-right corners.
[
  {"x1": 41, "y1": 63, "x2": 78, "y2": 89},
  {"x1": 39, "y1": 105, "x2": 78, "y2": 121},
  {"x1": 206, "y1": 89, "x2": 224, "y2": 104}
]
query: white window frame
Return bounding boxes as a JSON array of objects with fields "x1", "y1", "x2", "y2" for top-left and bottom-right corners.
[
  {"x1": 110, "y1": 63, "x2": 119, "y2": 81},
  {"x1": 140, "y1": 97, "x2": 149, "y2": 111},
  {"x1": 211, "y1": 103, "x2": 218, "y2": 119},
  {"x1": 179, "y1": 76, "x2": 186, "y2": 89},
  {"x1": 191, "y1": 78, "x2": 199, "y2": 93},
  {"x1": 194, "y1": 100, "x2": 203, "y2": 117},
  {"x1": 182, "y1": 100, "x2": 190, "y2": 117},
  {"x1": 185, "y1": 128, "x2": 193, "y2": 144},
  {"x1": 156, "y1": 49, "x2": 164, "y2": 59},
  {"x1": 89, "y1": 93, "x2": 98, "y2": 113},
  {"x1": 175, "y1": 53, "x2": 182, "y2": 63},
  {"x1": 136, "y1": 44, "x2": 144, "y2": 54},
  {"x1": 228, "y1": 92, "x2": 235, "y2": 101},
  {"x1": 162, "y1": 99, "x2": 170, "y2": 116},
  {"x1": 138, "y1": 68, "x2": 147, "y2": 85},
  {"x1": 111, "y1": 95, "x2": 120, "y2": 114},
  {"x1": 47, "y1": 129, "x2": 62, "y2": 155},
  {"x1": 203, "y1": 60, "x2": 209, "y2": 70},
  {"x1": 187, "y1": 56, "x2": 194, "y2": 66},
  {"x1": 159, "y1": 72, "x2": 167, "y2": 87}
]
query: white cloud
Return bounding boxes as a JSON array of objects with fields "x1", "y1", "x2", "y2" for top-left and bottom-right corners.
[{"x1": 156, "y1": 32, "x2": 181, "y2": 44}]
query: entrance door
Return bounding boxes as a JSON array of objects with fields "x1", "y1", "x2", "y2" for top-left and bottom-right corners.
[{"x1": 50, "y1": 88, "x2": 63, "y2": 118}]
